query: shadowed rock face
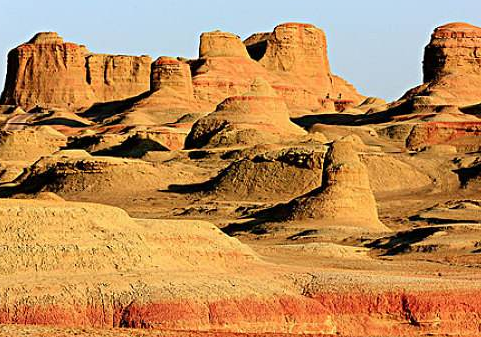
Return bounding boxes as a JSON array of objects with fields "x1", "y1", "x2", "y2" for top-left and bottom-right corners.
[
  {"x1": 283, "y1": 139, "x2": 388, "y2": 232},
  {"x1": 424, "y1": 22, "x2": 481, "y2": 82},
  {"x1": 0, "y1": 32, "x2": 151, "y2": 111},
  {"x1": 250, "y1": 23, "x2": 331, "y2": 77},
  {"x1": 401, "y1": 22, "x2": 481, "y2": 106}
]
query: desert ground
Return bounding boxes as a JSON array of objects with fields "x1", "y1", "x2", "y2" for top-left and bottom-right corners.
[{"x1": 0, "y1": 22, "x2": 481, "y2": 336}]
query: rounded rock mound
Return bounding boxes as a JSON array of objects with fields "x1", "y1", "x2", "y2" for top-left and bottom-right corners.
[
  {"x1": 0, "y1": 126, "x2": 67, "y2": 162},
  {"x1": 10, "y1": 152, "x2": 164, "y2": 198},
  {"x1": 186, "y1": 77, "x2": 306, "y2": 148},
  {"x1": 0, "y1": 199, "x2": 149, "y2": 274}
]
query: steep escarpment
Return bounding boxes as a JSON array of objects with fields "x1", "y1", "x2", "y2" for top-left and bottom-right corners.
[
  {"x1": 402, "y1": 22, "x2": 481, "y2": 106},
  {"x1": 191, "y1": 23, "x2": 364, "y2": 114},
  {"x1": 244, "y1": 23, "x2": 364, "y2": 113},
  {"x1": 0, "y1": 32, "x2": 151, "y2": 111}
]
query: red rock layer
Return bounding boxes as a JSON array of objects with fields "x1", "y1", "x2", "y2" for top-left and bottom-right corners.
[
  {"x1": 0, "y1": 290, "x2": 480, "y2": 336},
  {"x1": 192, "y1": 23, "x2": 364, "y2": 114},
  {"x1": 0, "y1": 32, "x2": 151, "y2": 111},
  {"x1": 406, "y1": 121, "x2": 481, "y2": 151}
]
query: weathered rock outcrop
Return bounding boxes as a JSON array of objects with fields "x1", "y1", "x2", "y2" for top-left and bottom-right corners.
[
  {"x1": 1, "y1": 25, "x2": 364, "y2": 118},
  {"x1": 199, "y1": 31, "x2": 250, "y2": 58},
  {"x1": 244, "y1": 23, "x2": 364, "y2": 113},
  {"x1": 281, "y1": 138, "x2": 388, "y2": 232},
  {"x1": 207, "y1": 147, "x2": 325, "y2": 201},
  {"x1": 0, "y1": 126, "x2": 66, "y2": 162},
  {"x1": 85, "y1": 53, "x2": 151, "y2": 102},
  {"x1": 402, "y1": 22, "x2": 481, "y2": 106},
  {"x1": 0, "y1": 32, "x2": 151, "y2": 111},
  {"x1": 10, "y1": 152, "x2": 164, "y2": 198},
  {"x1": 247, "y1": 23, "x2": 330, "y2": 77},
  {"x1": 150, "y1": 57, "x2": 194, "y2": 96},
  {"x1": 191, "y1": 23, "x2": 364, "y2": 114},
  {"x1": 112, "y1": 57, "x2": 204, "y2": 125},
  {"x1": 191, "y1": 31, "x2": 270, "y2": 108},
  {"x1": 186, "y1": 77, "x2": 306, "y2": 148}
]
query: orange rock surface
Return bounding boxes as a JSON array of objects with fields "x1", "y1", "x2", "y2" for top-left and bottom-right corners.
[
  {"x1": 0, "y1": 32, "x2": 151, "y2": 111},
  {"x1": 402, "y1": 22, "x2": 481, "y2": 106},
  {"x1": 186, "y1": 77, "x2": 306, "y2": 148}
]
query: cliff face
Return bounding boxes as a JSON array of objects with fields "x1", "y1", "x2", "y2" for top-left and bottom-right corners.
[
  {"x1": 85, "y1": 54, "x2": 151, "y2": 103},
  {"x1": 0, "y1": 32, "x2": 151, "y2": 111},
  {"x1": 199, "y1": 31, "x2": 250, "y2": 58},
  {"x1": 245, "y1": 23, "x2": 364, "y2": 109},
  {"x1": 423, "y1": 22, "x2": 481, "y2": 82},
  {"x1": 191, "y1": 23, "x2": 364, "y2": 115},
  {"x1": 402, "y1": 22, "x2": 481, "y2": 106},
  {"x1": 251, "y1": 23, "x2": 331, "y2": 78},
  {"x1": 150, "y1": 57, "x2": 194, "y2": 97},
  {"x1": 1, "y1": 24, "x2": 364, "y2": 116}
]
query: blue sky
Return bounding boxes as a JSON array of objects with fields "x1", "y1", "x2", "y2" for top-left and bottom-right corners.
[{"x1": 0, "y1": 0, "x2": 479, "y2": 101}]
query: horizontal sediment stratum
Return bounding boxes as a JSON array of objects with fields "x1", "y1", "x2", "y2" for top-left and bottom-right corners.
[{"x1": 1, "y1": 21, "x2": 481, "y2": 337}]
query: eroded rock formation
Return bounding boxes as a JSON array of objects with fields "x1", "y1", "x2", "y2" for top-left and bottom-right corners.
[
  {"x1": 111, "y1": 56, "x2": 204, "y2": 125},
  {"x1": 282, "y1": 138, "x2": 388, "y2": 232},
  {"x1": 0, "y1": 32, "x2": 151, "y2": 111},
  {"x1": 199, "y1": 31, "x2": 250, "y2": 58},
  {"x1": 244, "y1": 23, "x2": 364, "y2": 113},
  {"x1": 403, "y1": 22, "x2": 481, "y2": 106},
  {"x1": 0, "y1": 126, "x2": 67, "y2": 162},
  {"x1": 191, "y1": 23, "x2": 364, "y2": 114},
  {"x1": 186, "y1": 77, "x2": 306, "y2": 148}
]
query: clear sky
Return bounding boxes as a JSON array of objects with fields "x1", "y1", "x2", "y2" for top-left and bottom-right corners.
[{"x1": 0, "y1": 0, "x2": 480, "y2": 101}]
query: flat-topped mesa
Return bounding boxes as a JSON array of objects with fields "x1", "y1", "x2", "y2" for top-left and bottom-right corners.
[
  {"x1": 0, "y1": 32, "x2": 151, "y2": 111},
  {"x1": 397, "y1": 22, "x2": 481, "y2": 107},
  {"x1": 0, "y1": 32, "x2": 95, "y2": 110},
  {"x1": 150, "y1": 56, "x2": 194, "y2": 97},
  {"x1": 245, "y1": 22, "x2": 330, "y2": 77},
  {"x1": 244, "y1": 22, "x2": 364, "y2": 111},
  {"x1": 424, "y1": 22, "x2": 481, "y2": 82},
  {"x1": 28, "y1": 32, "x2": 65, "y2": 44},
  {"x1": 199, "y1": 30, "x2": 250, "y2": 58}
]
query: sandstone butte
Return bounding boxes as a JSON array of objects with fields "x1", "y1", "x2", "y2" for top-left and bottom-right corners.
[
  {"x1": 365, "y1": 22, "x2": 481, "y2": 152},
  {"x1": 400, "y1": 22, "x2": 481, "y2": 107},
  {"x1": 0, "y1": 32, "x2": 152, "y2": 111},
  {"x1": 279, "y1": 137, "x2": 389, "y2": 232},
  {"x1": 2, "y1": 21, "x2": 481, "y2": 337},
  {"x1": 0, "y1": 23, "x2": 364, "y2": 116}
]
